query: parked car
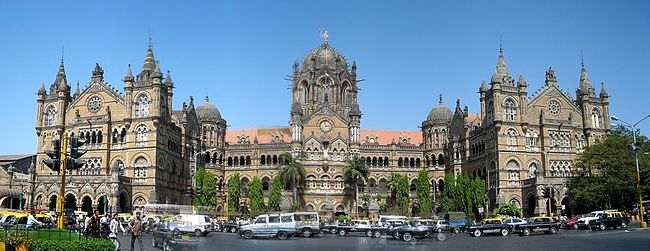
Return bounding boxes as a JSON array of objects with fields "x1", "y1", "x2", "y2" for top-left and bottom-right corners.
[
  {"x1": 468, "y1": 218, "x2": 509, "y2": 237},
  {"x1": 502, "y1": 218, "x2": 528, "y2": 232},
  {"x1": 513, "y1": 217, "x2": 561, "y2": 236},
  {"x1": 435, "y1": 219, "x2": 450, "y2": 233},
  {"x1": 239, "y1": 213, "x2": 299, "y2": 240},
  {"x1": 588, "y1": 211, "x2": 630, "y2": 230},
  {"x1": 290, "y1": 212, "x2": 321, "y2": 237},
  {"x1": 378, "y1": 215, "x2": 408, "y2": 227}
]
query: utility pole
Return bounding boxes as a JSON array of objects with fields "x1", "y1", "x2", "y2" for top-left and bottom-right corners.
[{"x1": 57, "y1": 133, "x2": 68, "y2": 229}]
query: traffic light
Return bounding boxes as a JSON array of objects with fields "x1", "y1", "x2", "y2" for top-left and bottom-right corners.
[
  {"x1": 630, "y1": 142, "x2": 642, "y2": 152},
  {"x1": 550, "y1": 187, "x2": 555, "y2": 198},
  {"x1": 43, "y1": 139, "x2": 61, "y2": 172},
  {"x1": 641, "y1": 170, "x2": 650, "y2": 185},
  {"x1": 196, "y1": 187, "x2": 202, "y2": 195},
  {"x1": 67, "y1": 137, "x2": 87, "y2": 170},
  {"x1": 542, "y1": 187, "x2": 550, "y2": 198},
  {"x1": 185, "y1": 186, "x2": 195, "y2": 198}
]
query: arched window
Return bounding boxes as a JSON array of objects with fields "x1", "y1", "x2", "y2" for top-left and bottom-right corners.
[
  {"x1": 506, "y1": 128, "x2": 518, "y2": 147},
  {"x1": 114, "y1": 159, "x2": 126, "y2": 176},
  {"x1": 528, "y1": 162, "x2": 538, "y2": 178},
  {"x1": 504, "y1": 98, "x2": 517, "y2": 121},
  {"x1": 134, "y1": 93, "x2": 151, "y2": 118},
  {"x1": 591, "y1": 108, "x2": 602, "y2": 128},
  {"x1": 438, "y1": 154, "x2": 444, "y2": 165},
  {"x1": 134, "y1": 157, "x2": 148, "y2": 180},
  {"x1": 97, "y1": 131, "x2": 103, "y2": 144},
  {"x1": 136, "y1": 125, "x2": 148, "y2": 147},
  {"x1": 441, "y1": 129, "x2": 447, "y2": 144},
  {"x1": 506, "y1": 160, "x2": 520, "y2": 186},
  {"x1": 45, "y1": 106, "x2": 56, "y2": 126},
  {"x1": 307, "y1": 175, "x2": 317, "y2": 189},
  {"x1": 120, "y1": 128, "x2": 127, "y2": 143}
]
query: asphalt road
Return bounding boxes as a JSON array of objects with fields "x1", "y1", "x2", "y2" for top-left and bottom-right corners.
[{"x1": 116, "y1": 228, "x2": 650, "y2": 251}]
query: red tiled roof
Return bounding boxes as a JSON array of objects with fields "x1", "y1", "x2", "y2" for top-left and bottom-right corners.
[
  {"x1": 225, "y1": 128, "x2": 423, "y2": 146},
  {"x1": 226, "y1": 128, "x2": 292, "y2": 144},
  {"x1": 359, "y1": 129, "x2": 422, "y2": 146},
  {"x1": 466, "y1": 114, "x2": 480, "y2": 126}
]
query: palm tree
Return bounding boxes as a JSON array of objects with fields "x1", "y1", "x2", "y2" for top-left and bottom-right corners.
[
  {"x1": 343, "y1": 154, "x2": 370, "y2": 217},
  {"x1": 387, "y1": 173, "x2": 401, "y2": 206},
  {"x1": 278, "y1": 152, "x2": 306, "y2": 210}
]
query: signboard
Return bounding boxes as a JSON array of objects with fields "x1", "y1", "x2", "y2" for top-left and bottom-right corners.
[
  {"x1": 561, "y1": 205, "x2": 566, "y2": 210},
  {"x1": 478, "y1": 207, "x2": 484, "y2": 213}
]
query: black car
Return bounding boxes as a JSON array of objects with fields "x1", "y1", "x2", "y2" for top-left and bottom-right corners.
[
  {"x1": 391, "y1": 222, "x2": 446, "y2": 242},
  {"x1": 336, "y1": 220, "x2": 382, "y2": 237},
  {"x1": 152, "y1": 225, "x2": 199, "y2": 251},
  {"x1": 468, "y1": 219, "x2": 509, "y2": 237},
  {"x1": 513, "y1": 217, "x2": 561, "y2": 236},
  {"x1": 589, "y1": 212, "x2": 630, "y2": 230}
]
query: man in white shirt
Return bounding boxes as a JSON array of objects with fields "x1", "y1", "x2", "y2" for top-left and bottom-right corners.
[{"x1": 26, "y1": 211, "x2": 42, "y2": 229}]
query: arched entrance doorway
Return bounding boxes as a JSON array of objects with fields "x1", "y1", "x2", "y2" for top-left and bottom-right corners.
[
  {"x1": 97, "y1": 195, "x2": 107, "y2": 214},
  {"x1": 526, "y1": 194, "x2": 536, "y2": 217},
  {"x1": 119, "y1": 192, "x2": 129, "y2": 213},
  {"x1": 549, "y1": 198, "x2": 557, "y2": 216},
  {"x1": 81, "y1": 196, "x2": 93, "y2": 214},
  {"x1": 49, "y1": 195, "x2": 58, "y2": 211},
  {"x1": 64, "y1": 194, "x2": 77, "y2": 210}
]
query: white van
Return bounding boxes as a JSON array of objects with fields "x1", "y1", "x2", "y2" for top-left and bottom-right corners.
[
  {"x1": 177, "y1": 214, "x2": 213, "y2": 236},
  {"x1": 378, "y1": 215, "x2": 408, "y2": 227}
]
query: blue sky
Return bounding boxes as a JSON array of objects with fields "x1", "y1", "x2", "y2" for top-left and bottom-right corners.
[{"x1": 1, "y1": 0, "x2": 649, "y2": 154}]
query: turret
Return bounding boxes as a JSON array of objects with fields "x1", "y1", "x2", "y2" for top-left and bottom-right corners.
[{"x1": 91, "y1": 63, "x2": 104, "y2": 83}]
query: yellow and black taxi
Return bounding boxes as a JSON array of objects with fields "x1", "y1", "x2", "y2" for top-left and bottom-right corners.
[
  {"x1": 513, "y1": 216, "x2": 561, "y2": 236},
  {"x1": 468, "y1": 218, "x2": 509, "y2": 237}
]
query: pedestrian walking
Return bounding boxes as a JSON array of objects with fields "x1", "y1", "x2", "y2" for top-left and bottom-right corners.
[{"x1": 129, "y1": 212, "x2": 145, "y2": 251}]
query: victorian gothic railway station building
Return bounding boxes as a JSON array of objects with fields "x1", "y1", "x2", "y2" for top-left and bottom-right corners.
[{"x1": 32, "y1": 34, "x2": 610, "y2": 217}]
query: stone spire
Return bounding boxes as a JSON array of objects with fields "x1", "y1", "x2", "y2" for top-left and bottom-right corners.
[
  {"x1": 153, "y1": 60, "x2": 163, "y2": 79},
  {"x1": 74, "y1": 81, "x2": 81, "y2": 96},
  {"x1": 38, "y1": 83, "x2": 46, "y2": 95},
  {"x1": 164, "y1": 70, "x2": 173, "y2": 85},
  {"x1": 142, "y1": 39, "x2": 156, "y2": 71},
  {"x1": 123, "y1": 64, "x2": 134, "y2": 82},
  {"x1": 517, "y1": 74, "x2": 527, "y2": 87},
  {"x1": 490, "y1": 48, "x2": 514, "y2": 86},
  {"x1": 600, "y1": 82, "x2": 609, "y2": 98},
  {"x1": 479, "y1": 80, "x2": 487, "y2": 92},
  {"x1": 578, "y1": 63, "x2": 594, "y2": 96},
  {"x1": 91, "y1": 63, "x2": 104, "y2": 83},
  {"x1": 54, "y1": 59, "x2": 69, "y2": 90}
]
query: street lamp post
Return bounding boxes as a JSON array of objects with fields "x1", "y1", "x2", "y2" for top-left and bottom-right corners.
[
  {"x1": 611, "y1": 114, "x2": 650, "y2": 229},
  {"x1": 8, "y1": 166, "x2": 14, "y2": 209}
]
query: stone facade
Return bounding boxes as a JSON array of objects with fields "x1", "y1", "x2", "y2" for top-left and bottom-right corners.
[
  {"x1": 32, "y1": 35, "x2": 612, "y2": 217},
  {"x1": 34, "y1": 41, "x2": 199, "y2": 213},
  {"x1": 448, "y1": 49, "x2": 611, "y2": 216}
]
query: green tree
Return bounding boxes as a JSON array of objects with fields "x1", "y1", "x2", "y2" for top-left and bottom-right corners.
[
  {"x1": 387, "y1": 173, "x2": 401, "y2": 207},
  {"x1": 396, "y1": 174, "x2": 410, "y2": 216},
  {"x1": 416, "y1": 170, "x2": 432, "y2": 215},
  {"x1": 248, "y1": 178, "x2": 265, "y2": 215},
  {"x1": 227, "y1": 173, "x2": 241, "y2": 213},
  {"x1": 198, "y1": 169, "x2": 217, "y2": 208},
  {"x1": 567, "y1": 126, "x2": 650, "y2": 213},
  {"x1": 278, "y1": 152, "x2": 306, "y2": 208},
  {"x1": 494, "y1": 202, "x2": 522, "y2": 217},
  {"x1": 441, "y1": 173, "x2": 486, "y2": 219},
  {"x1": 267, "y1": 176, "x2": 282, "y2": 212},
  {"x1": 343, "y1": 154, "x2": 370, "y2": 216}
]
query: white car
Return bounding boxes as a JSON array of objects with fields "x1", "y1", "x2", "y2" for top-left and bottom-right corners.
[
  {"x1": 577, "y1": 211, "x2": 605, "y2": 229},
  {"x1": 502, "y1": 218, "x2": 527, "y2": 231}
]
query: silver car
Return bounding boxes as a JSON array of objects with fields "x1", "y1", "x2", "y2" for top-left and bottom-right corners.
[{"x1": 239, "y1": 214, "x2": 299, "y2": 240}]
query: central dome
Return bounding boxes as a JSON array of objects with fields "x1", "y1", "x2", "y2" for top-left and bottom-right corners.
[
  {"x1": 426, "y1": 96, "x2": 453, "y2": 123},
  {"x1": 301, "y1": 44, "x2": 349, "y2": 71},
  {"x1": 196, "y1": 96, "x2": 222, "y2": 122}
]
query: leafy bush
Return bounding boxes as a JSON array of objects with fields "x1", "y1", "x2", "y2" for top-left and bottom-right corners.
[
  {"x1": 32, "y1": 239, "x2": 115, "y2": 251},
  {"x1": 1, "y1": 234, "x2": 33, "y2": 246},
  {"x1": 493, "y1": 202, "x2": 522, "y2": 218}
]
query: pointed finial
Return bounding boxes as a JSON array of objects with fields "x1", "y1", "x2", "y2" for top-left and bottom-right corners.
[
  {"x1": 148, "y1": 29, "x2": 152, "y2": 47},
  {"x1": 456, "y1": 99, "x2": 461, "y2": 108},
  {"x1": 320, "y1": 26, "x2": 329, "y2": 46},
  {"x1": 499, "y1": 34, "x2": 503, "y2": 54},
  {"x1": 61, "y1": 46, "x2": 64, "y2": 63},
  {"x1": 205, "y1": 96, "x2": 210, "y2": 103},
  {"x1": 439, "y1": 94, "x2": 443, "y2": 104},
  {"x1": 75, "y1": 81, "x2": 80, "y2": 95},
  {"x1": 580, "y1": 50, "x2": 584, "y2": 68}
]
